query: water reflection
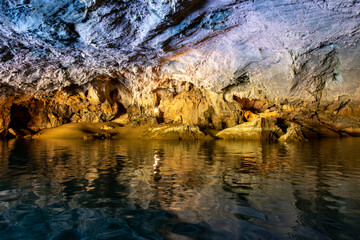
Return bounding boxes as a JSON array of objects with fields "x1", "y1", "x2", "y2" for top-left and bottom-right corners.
[{"x1": 0, "y1": 138, "x2": 359, "y2": 239}]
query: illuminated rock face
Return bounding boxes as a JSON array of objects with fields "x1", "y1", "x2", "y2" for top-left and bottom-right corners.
[
  {"x1": 0, "y1": 0, "x2": 360, "y2": 137},
  {"x1": 1, "y1": 0, "x2": 359, "y2": 99},
  {"x1": 216, "y1": 118, "x2": 284, "y2": 141}
]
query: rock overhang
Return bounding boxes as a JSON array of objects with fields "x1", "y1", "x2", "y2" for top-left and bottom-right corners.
[{"x1": 0, "y1": 0, "x2": 359, "y2": 102}]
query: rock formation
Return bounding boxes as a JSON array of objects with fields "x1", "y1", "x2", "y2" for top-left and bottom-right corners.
[
  {"x1": 278, "y1": 123, "x2": 308, "y2": 142},
  {"x1": 216, "y1": 118, "x2": 284, "y2": 141},
  {"x1": 0, "y1": 0, "x2": 359, "y2": 141},
  {"x1": 141, "y1": 124, "x2": 210, "y2": 140}
]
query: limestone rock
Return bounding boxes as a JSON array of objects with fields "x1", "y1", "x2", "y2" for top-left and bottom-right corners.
[
  {"x1": 1, "y1": 1, "x2": 359, "y2": 108},
  {"x1": 6, "y1": 128, "x2": 32, "y2": 138},
  {"x1": 47, "y1": 113, "x2": 62, "y2": 128},
  {"x1": 19, "y1": 129, "x2": 32, "y2": 136},
  {"x1": 83, "y1": 135, "x2": 95, "y2": 141},
  {"x1": 159, "y1": 87, "x2": 243, "y2": 129},
  {"x1": 278, "y1": 123, "x2": 308, "y2": 142},
  {"x1": 7, "y1": 128, "x2": 17, "y2": 137},
  {"x1": 23, "y1": 135, "x2": 33, "y2": 139},
  {"x1": 112, "y1": 114, "x2": 130, "y2": 125},
  {"x1": 173, "y1": 115, "x2": 182, "y2": 124},
  {"x1": 234, "y1": 98, "x2": 271, "y2": 112},
  {"x1": 244, "y1": 110, "x2": 259, "y2": 122},
  {"x1": 216, "y1": 118, "x2": 284, "y2": 141},
  {"x1": 129, "y1": 116, "x2": 158, "y2": 127},
  {"x1": 87, "y1": 86, "x2": 101, "y2": 104},
  {"x1": 141, "y1": 124, "x2": 210, "y2": 140},
  {"x1": 100, "y1": 125, "x2": 115, "y2": 130},
  {"x1": 83, "y1": 133, "x2": 112, "y2": 141}
]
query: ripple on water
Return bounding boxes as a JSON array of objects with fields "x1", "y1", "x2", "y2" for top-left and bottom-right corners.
[{"x1": 0, "y1": 138, "x2": 359, "y2": 239}]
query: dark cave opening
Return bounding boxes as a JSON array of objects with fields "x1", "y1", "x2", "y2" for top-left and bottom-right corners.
[
  {"x1": 276, "y1": 118, "x2": 288, "y2": 133},
  {"x1": 107, "y1": 88, "x2": 127, "y2": 119},
  {"x1": 233, "y1": 96, "x2": 258, "y2": 112},
  {"x1": 109, "y1": 89, "x2": 119, "y2": 105},
  {"x1": 9, "y1": 104, "x2": 31, "y2": 130},
  {"x1": 117, "y1": 102, "x2": 127, "y2": 115},
  {"x1": 156, "y1": 110, "x2": 165, "y2": 124}
]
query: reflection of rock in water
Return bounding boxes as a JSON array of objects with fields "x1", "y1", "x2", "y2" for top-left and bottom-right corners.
[
  {"x1": 0, "y1": 138, "x2": 359, "y2": 239},
  {"x1": 0, "y1": 140, "x2": 12, "y2": 172}
]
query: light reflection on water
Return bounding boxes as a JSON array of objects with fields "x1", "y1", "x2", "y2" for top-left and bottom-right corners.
[{"x1": 0, "y1": 138, "x2": 359, "y2": 239}]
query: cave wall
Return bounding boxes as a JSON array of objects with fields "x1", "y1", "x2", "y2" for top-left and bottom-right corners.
[
  {"x1": 0, "y1": 79, "x2": 245, "y2": 135},
  {"x1": 0, "y1": 0, "x2": 359, "y2": 136},
  {"x1": 2, "y1": 77, "x2": 360, "y2": 139}
]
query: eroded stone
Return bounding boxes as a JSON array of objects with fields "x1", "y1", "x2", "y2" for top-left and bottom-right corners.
[
  {"x1": 278, "y1": 123, "x2": 308, "y2": 142},
  {"x1": 141, "y1": 124, "x2": 210, "y2": 140},
  {"x1": 216, "y1": 118, "x2": 284, "y2": 141}
]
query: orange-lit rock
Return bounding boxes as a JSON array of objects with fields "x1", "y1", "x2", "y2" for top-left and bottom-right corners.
[
  {"x1": 159, "y1": 87, "x2": 243, "y2": 129},
  {"x1": 216, "y1": 118, "x2": 284, "y2": 141},
  {"x1": 1, "y1": 76, "x2": 360, "y2": 143},
  {"x1": 278, "y1": 123, "x2": 308, "y2": 142},
  {"x1": 244, "y1": 110, "x2": 259, "y2": 122},
  {"x1": 141, "y1": 124, "x2": 211, "y2": 140}
]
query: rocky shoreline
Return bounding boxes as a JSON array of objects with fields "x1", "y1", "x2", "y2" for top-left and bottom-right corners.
[
  {"x1": 1, "y1": 81, "x2": 359, "y2": 142},
  {"x1": 0, "y1": 1, "x2": 359, "y2": 143}
]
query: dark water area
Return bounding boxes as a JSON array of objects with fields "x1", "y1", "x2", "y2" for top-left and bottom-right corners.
[{"x1": 0, "y1": 138, "x2": 359, "y2": 240}]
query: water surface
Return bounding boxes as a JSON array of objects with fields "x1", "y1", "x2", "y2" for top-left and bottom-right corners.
[{"x1": 0, "y1": 138, "x2": 359, "y2": 239}]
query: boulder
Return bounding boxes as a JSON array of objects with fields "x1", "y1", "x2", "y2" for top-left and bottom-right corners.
[
  {"x1": 7, "y1": 128, "x2": 32, "y2": 138},
  {"x1": 7, "y1": 128, "x2": 18, "y2": 137},
  {"x1": 140, "y1": 124, "x2": 211, "y2": 140},
  {"x1": 112, "y1": 113, "x2": 130, "y2": 125},
  {"x1": 243, "y1": 110, "x2": 259, "y2": 122},
  {"x1": 100, "y1": 125, "x2": 115, "y2": 130},
  {"x1": 216, "y1": 118, "x2": 284, "y2": 141},
  {"x1": 278, "y1": 123, "x2": 308, "y2": 142}
]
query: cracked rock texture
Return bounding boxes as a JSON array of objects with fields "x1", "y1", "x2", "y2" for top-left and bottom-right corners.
[
  {"x1": 0, "y1": 0, "x2": 359, "y2": 99},
  {"x1": 141, "y1": 124, "x2": 209, "y2": 140},
  {"x1": 216, "y1": 118, "x2": 284, "y2": 141},
  {"x1": 0, "y1": 0, "x2": 360, "y2": 138}
]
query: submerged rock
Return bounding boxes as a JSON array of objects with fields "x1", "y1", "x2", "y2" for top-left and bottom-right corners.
[
  {"x1": 216, "y1": 118, "x2": 284, "y2": 141},
  {"x1": 141, "y1": 124, "x2": 210, "y2": 140}
]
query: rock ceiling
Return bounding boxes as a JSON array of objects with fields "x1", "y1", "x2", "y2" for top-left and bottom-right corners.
[{"x1": 0, "y1": 0, "x2": 359, "y2": 101}]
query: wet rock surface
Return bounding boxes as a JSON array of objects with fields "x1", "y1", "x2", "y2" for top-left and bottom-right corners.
[
  {"x1": 216, "y1": 118, "x2": 284, "y2": 141},
  {"x1": 278, "y1": 123, "x2": 308, "y2": 143},
  {"x1": 1, "y1": 78, "x2": 360, "y2": 142},
  {"x1": 141, "y1": 124, "x2": 209, "y2": 140}
]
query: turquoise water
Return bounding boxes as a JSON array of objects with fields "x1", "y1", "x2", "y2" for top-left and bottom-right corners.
[{"x1": 0, "y1": 138, "x2": 359, "y2": 239}]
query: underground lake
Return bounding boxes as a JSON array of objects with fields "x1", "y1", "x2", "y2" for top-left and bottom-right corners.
[
  {"x1": 0, "y1": 138, "x2": 359, "y2": 239},
  {"x1": 1, "y1": 0, "x2": 360, "y2": 239}
]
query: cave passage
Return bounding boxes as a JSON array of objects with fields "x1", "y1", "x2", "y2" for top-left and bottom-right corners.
[{"x1": 9, "y1": 104, "x2": 31, "y2": 130}]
